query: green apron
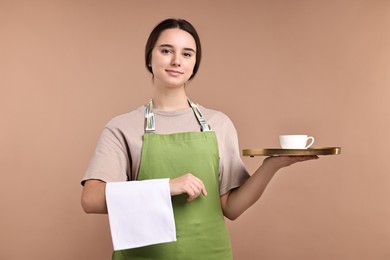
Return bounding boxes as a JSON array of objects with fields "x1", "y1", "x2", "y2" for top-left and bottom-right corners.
[{"x1": 112, "y1": 99, "x2": 232, "y2": 260}]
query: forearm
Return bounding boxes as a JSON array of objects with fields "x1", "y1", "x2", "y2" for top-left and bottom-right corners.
[
  {"x1": 222, "y1": 161, "x2": 278, "y2": 220},
  {"x1": 81, "y1": 174, "x2": 206, "y2": 214},
  {"x1": 81, "y1": 179, "x2": 108, "y2": 214},
  {"x1": 221, "y1": 155, "x2": 318, "y2": 220}
]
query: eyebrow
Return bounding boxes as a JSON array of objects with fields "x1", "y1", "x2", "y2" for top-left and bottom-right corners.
[{"x1": 159, "y1": 44, "x2": 196, "y2": 53}]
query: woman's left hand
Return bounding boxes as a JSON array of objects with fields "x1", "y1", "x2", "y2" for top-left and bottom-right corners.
[{"x1": 262, "y1": 155, "x2": 319, "y2": 171}]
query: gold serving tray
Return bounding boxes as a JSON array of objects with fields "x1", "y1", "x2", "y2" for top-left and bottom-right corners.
[{"x1": 242, "y1": 147, "x2": 341, "y2": 157}]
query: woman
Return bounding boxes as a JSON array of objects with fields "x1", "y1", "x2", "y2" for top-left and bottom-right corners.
[{"x1": 81, "y1": 18, "x2": 317, "y2": 259}]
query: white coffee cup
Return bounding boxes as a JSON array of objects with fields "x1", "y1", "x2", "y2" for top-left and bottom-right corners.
[{"x1": 279, "y1": 135, "x2": 315, "y2": 149}]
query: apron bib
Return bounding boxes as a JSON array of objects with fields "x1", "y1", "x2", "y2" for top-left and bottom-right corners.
[{"x1": 112, "y1": 99, "x2": 232, "y2": 260}]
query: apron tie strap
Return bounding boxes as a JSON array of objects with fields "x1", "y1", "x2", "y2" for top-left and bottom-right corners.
[
  {"x1": 187, "y1": 99, "x2": 212, "y2": 132},
  {"x1": 145, "y1": 99, "x2": 155, "y2": 134}
]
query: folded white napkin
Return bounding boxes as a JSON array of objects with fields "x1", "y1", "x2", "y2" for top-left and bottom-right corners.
[{"x1": 106, "y1": 179, "x2": 176, "y2": 250}]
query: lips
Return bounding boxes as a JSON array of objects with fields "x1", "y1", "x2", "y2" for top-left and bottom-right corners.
[{"x1": 165, "y1": 69, "x2": 183, "y2": 77}]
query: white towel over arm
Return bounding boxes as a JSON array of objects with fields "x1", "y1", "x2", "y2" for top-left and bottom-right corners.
[{"x1": 105, "y1": 178, "x2": 176, "y2": 251}]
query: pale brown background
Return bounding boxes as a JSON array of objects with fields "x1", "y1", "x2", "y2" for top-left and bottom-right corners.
[{"x1": 1, "y1": 0, "x2": 389, "y2": 259}]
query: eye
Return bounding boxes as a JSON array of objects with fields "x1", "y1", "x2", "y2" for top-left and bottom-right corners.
[
  {"x1": 183, "y1": 52, "x2": 193, "y2": 58},
  {"x1": 161, "y1": 48, "x2": 172, "y2": 54}
]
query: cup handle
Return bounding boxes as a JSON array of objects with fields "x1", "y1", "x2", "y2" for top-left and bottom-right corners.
[{"x1": 305, "y1": 136, "x2": 315, "y2": 149}]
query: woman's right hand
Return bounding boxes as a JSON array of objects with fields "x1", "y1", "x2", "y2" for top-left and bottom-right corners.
[{"x1": 169, "y1": 173, "x2": 207, "y2": 201}]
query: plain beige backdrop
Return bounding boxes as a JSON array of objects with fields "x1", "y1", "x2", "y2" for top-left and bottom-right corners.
[{"x1": 1, "y1": 0, "x2": 390, "y2": 259}]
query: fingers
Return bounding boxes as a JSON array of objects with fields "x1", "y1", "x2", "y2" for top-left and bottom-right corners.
[
  {"x1": 186, "y1": 179, "x2": 207, "y2": 201},
  {"x1": 264, "y1": 155, "x2": 319, "y2": 170},
  {"x1": 169, "y1": 173, "x2": 207, "y2": 202},
  {"x1": 285, "y1": 155, "x2": 319, "y2": 165},
  {"x1": 191, "y1": 174, "x2": 207, "y2": 196},
  {"x1": 183, "y1": 174, "x2": 207, "y2": 201},
  {"x1": 293, "y1": 155, "x2": 319, "y2": 162}
]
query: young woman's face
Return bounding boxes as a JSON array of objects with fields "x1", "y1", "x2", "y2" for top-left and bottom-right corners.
[{"x1": 150, "y1": 28, "x2": 197, "y2": 88}]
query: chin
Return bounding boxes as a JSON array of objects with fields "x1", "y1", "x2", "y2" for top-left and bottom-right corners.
[
  {"x1": 166, "y1": 82, "x2": 186, "y2": 88},
  {"x1": 158, "y1": 78, "x2": 189, "y2": 88}
]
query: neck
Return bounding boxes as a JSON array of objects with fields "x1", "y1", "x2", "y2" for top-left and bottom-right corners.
[{"x1": 152, "y1": 87, "x2": 189, "y2": 111}]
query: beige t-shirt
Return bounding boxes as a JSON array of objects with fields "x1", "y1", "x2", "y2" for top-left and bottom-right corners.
[{"x1": 82, "y1": 104, "x2": 250, "y2": 195}]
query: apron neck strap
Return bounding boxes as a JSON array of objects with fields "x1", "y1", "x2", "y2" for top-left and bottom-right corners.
[{"x1": 145, "y1": 99, "x2": 212, "y2": 134}]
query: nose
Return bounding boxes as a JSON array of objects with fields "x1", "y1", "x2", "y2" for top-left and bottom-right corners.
[{"x1": 171, "y1": 53, "x2": 181, "y2": 67}]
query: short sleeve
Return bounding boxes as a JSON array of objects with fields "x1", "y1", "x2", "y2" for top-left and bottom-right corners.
[
  {"x1": 215, "y1": 114, "x2": 250, "y2": 195},
  {"x1": 81, "y1": 127, "x2": 130, "y2": 185}
]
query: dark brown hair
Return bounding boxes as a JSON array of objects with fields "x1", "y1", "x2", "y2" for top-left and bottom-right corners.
[{"x1": 145, "y1": 18, "x2": 202, "y2": 80}]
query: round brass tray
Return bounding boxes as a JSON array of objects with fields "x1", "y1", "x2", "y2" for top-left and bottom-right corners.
[{"x1": 242, "y1": 147, "x2": 341, "y2": 157}]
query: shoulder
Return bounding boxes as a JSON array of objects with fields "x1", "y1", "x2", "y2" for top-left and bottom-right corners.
[
  {"x1": 98, "y1": 105, "x2": 145, "y2": 144},
  {"x1": 198, "y1": 105, "x2": 235, "y2": 129},
  {"x1": 198, "y1": 105, "x2": 238, "y2": 139},
  {"x1": 105, "y1": 106, "x2": 144, "y2": 130}
]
